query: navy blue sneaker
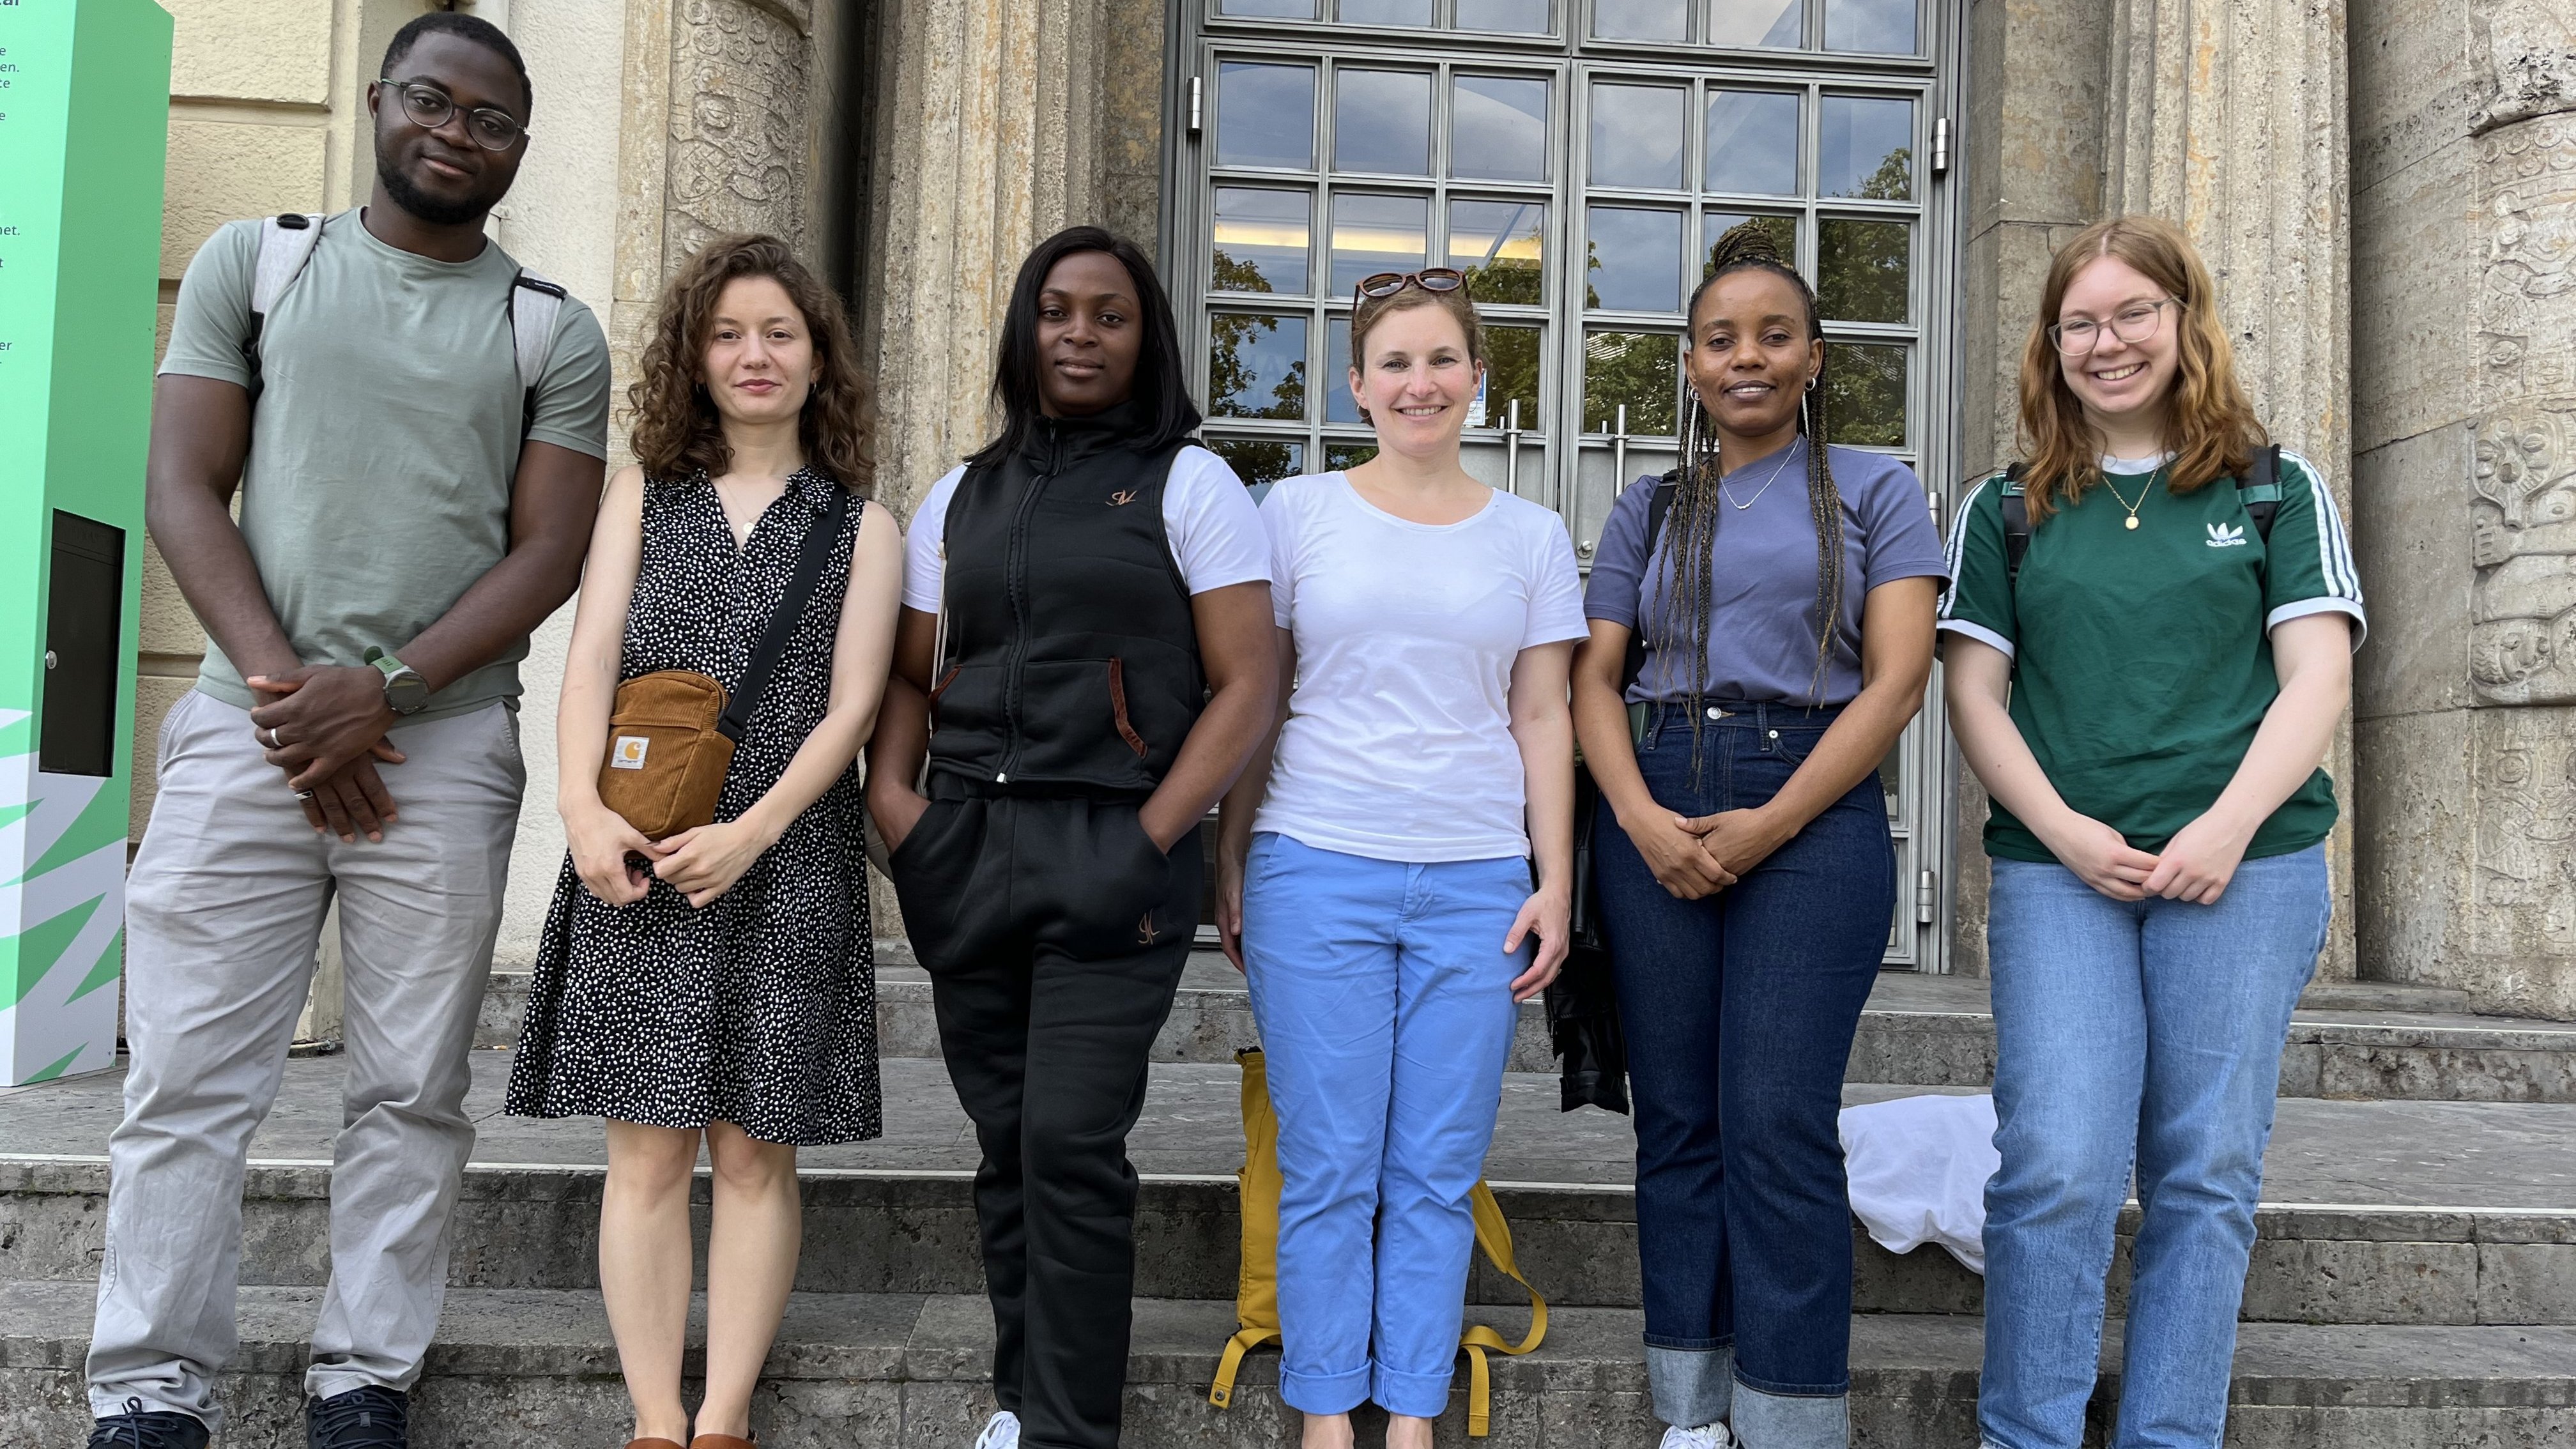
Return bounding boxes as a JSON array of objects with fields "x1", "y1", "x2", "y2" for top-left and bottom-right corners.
[
  {"x1": 306, "y1": 1386, "x2": 408, "y2": 1448},
  {"x1": 85, "y1": 1399, "x2": 209, "y2": 1449}
]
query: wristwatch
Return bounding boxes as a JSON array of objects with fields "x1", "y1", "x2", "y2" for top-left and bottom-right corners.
[{"x1": 364, "y1": 646, "x2": 432, "y2": 716}]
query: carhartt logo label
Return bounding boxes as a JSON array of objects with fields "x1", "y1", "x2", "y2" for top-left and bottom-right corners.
[
  {"x1": 1108, "y1": 489, "x2": 1140, "y2": 507},
  {"x1": 611, "y1": 736, "x2": 649, "y2": 770},
  {"x1": 2205, "y1": 522, "x2": 2248, "y2": 548}
]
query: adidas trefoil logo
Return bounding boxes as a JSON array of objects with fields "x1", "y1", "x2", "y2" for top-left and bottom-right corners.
[{"x1": 2205, "y1": 521, "x2": 2248, "y2": 548}]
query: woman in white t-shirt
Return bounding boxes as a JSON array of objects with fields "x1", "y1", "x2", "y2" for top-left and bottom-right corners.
[{"x1": 1216, "y1": 270, "x2": 1584, "y2": 1449}]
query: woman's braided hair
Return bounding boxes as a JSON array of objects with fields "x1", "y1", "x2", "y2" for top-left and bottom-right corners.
[{"x1": 1657, "y1": 220, "x2": 1845, "y2": 774}]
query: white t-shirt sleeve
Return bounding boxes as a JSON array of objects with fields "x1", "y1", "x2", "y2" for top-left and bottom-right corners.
[
  {"x1": 1259, "y1": 482, "x2": 1303, "y2": 629},
  {"x1": 1521, "y1": 509, "x2": 1591, "y2": 650},
  {"x1": 1165, "y1": 446, "x2": 1273, "y2": 595},
  {"x1": 899, "y1": 465, "x2": 967, "y2": 613}
]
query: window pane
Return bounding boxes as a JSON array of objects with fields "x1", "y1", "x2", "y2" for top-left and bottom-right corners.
[
  {"x1": 1474, "y1": 323, "x2": 1542, "y2": 429},
  {"x1": 1213, "y1": 188, "x2": 1312, "y2": 296},
  {"x1": 1585, "y1": 206, "x2": 1683, "y2": 312},
  {"x1": 1818, "y1": 217, "x2": 1908, "y2": 323},
  {"x1": 1457, "y1": 0, "x2": 1552, "y2": 31},
  {"x1": 1326, "y1": 316, "x2": 1363, "y2": 423},
  {"x1": 1449, "y1": 199, "x2": 1545, "y2": 305},
  {"x1": 1331, "y1": 192, "x2": 1430, "y2": 297},
  {"x1": 1820, "y1": 94, "x2": 1913, "y2": 199},
  {"x1": 1218, "y1": 63, "x2": 1316, "y2": 170},
  {"x1": 1822, "y1": 341, "x2": 1905, "y2": 445},
  {"x1": 1335, "y1": 69, "x2": 1433, "y2": 176},
  {"x1": 1210, "y1": 312, "x2": 1311, "y2": 420},
  {"x1": 1326, "y1": 441, "x2": 1381, "y2": 471},
  {"x1": 1219, "y1": 0, "x2": 1315, "y2": 15},
  {"x1": 1589, "y1": 82, "x2": 1686, "y2": 190},
  {"x1": 1708, "y1": 0, "x2": 1802, "y2": 47},
  {"x1": 1825, "y1": 0, "x2": 1917, "y2": 52},
  {"x1": 1703, "y1": 211, "x2": 1797, "y2": 277},
  {"x1": 1205, "y1": 436, "x2": 1307, "y2": 489},
  {"x1": 1338, "y1": 0, "x2": 1432, "y2": 24},
  {"x1": 1452, "y1": 75, "x2": 1550, "y2": 182},
  {"x1": 1705, "y1": 90, "x2": 1800, "y2": 196},
  {"x1": 1584, "y1": 330, "x2": 1678, "y2": 436},
  {"x1": 1594, "y1": 0, "x2": 1684, "y2": 40}
]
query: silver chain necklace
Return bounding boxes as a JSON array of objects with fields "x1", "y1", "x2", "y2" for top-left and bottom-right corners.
[{"x1": 1719, "y1": 443, "x2": 1800, "y2": 510}]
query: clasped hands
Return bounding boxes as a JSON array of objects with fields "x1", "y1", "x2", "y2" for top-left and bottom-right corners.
[
  {"x1": 245, "y1": 664, "x2": 406, "y2": 843},
  {"x1": 1624, "y1": 804, "x2": 1796, "y2": 900}
]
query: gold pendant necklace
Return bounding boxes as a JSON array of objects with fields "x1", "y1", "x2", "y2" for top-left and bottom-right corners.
[{"x1": 2103, "y1": 472, "x2": 2152, "y2": 530}]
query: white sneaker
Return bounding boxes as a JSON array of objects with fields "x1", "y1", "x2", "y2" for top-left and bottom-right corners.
[
  {"x1": 972, "y1": 1411, "x2": 1021, "y2": 1449},
  {"x1": 1659, "y1": 1425, "x2": 1733, "y2": 1449}
]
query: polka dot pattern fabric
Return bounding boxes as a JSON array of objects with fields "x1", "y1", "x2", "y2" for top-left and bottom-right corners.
[{"x1": 505, "y1": 468, "x2": 881, "y2": 1146}]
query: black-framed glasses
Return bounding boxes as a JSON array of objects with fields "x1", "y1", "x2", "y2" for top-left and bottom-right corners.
[
  {"x1": 1354, "y1": 267, "x2": 1468, "y2": 302},
  {"x1": 379, "y1": 78, "x2": 526, "y2": 151},
  {"x1": 2048, "y1": 297, "x2": 2178, "y2": 355}
]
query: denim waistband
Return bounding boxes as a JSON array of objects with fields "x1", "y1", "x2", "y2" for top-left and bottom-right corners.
[{"x1": 1638, "y1": 698, "x2": 1846, "y2": 730}]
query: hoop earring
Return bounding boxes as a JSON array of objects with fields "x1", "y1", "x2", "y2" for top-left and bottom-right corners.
[{"x1": 1804, "y1": 376, "x2": 1818, "y2": 392}]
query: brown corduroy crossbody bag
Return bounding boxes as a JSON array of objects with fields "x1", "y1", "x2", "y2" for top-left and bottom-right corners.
[{"x1": 599, "y1": 487, "x2": 851, "y2": 839}]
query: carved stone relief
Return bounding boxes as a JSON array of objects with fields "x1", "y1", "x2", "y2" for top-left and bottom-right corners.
[
  {"x1": 2471, "y1": 716, "x2": 2576, "y2": 975},
  {"x1": 2471, "y1": 0, "x2": 2576, "y2": 134},
  {"x1": 664, "y1": 0, "x2": 812, "y2": 273}
]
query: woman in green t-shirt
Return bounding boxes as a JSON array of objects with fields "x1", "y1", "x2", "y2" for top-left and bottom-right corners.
[{"x1": 1936, "y1": 215, "x2": 2365, "y2": 1449}]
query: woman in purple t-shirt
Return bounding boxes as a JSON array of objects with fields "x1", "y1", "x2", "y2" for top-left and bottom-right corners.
[{"x1": 1567, "y1": 223, "x2": 1947, "y2": 1449}]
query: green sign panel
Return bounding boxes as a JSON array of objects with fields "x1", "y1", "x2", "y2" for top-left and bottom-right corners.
[{"x1": 0, "y1": 0, "x2": 172, "y2": 1085}]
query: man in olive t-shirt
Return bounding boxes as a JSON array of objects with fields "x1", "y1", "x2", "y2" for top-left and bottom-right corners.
[{"x1": 84, "y1": 17, "x2": 608, "y2": 1449}]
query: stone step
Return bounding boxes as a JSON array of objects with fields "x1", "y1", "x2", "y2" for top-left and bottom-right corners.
[
  {"x1": 4, "y1": 1280, "x2": 2572, "y2": 1448},
  {"x1": 479, "y1": 948, "x2": 2576, "y2": 1102},
  {"x1": 6, "y1": 1155, "x2": 2569, "y2": 1327}
]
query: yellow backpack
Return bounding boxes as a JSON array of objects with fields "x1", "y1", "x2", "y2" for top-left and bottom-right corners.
[{"x1": 1208, "y1": 1049, "x2": 1547, "y2": 1436}]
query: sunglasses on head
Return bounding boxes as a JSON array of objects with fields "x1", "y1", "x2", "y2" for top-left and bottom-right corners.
[{"x1": 1354, "y1": 268, "x2": 1468, "y2": 301}]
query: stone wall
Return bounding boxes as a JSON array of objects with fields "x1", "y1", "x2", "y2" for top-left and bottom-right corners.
[{"x1": 2352, "y1": 0, "x2": 2576, "y2": 1018}]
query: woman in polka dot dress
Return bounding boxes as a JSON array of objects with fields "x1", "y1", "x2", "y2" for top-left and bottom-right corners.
[{"x1": 504, "y1": 234, "x2": 903, "y2": 1449}]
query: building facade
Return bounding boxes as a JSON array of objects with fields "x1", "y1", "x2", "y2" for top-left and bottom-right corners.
[{"x1": 135, "y1": 0, "x2": 2576, "y2": 1020}]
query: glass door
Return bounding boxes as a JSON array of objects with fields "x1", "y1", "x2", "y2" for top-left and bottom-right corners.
[{"x1": 1170, "y1": 0, "x2": 1960, "y2": 967}]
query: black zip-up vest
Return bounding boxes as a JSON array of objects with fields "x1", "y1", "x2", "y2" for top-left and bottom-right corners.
[{"x1": 928, "y1": 404, "x2": 1203, "y2": 795}]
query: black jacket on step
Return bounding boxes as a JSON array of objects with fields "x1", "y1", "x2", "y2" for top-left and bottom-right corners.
[{"x1": 930, "y1": 401, "x2": 1204, "y2": 797}]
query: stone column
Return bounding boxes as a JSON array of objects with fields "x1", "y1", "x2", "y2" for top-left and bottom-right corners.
[
  {"x1": 2103, "y1": 0, "x2": 2360, "y2": 978},
  {"x1": 2351, "y1": 0, "x2": 2576, "y2": 1020}
]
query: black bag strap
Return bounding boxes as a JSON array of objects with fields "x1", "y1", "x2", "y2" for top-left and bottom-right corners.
[
  {"x1": 1619, "y1": 471, "x2": 1683, "y2": 693},
  {"x1": 1998, "y1": 445, "x2": 2280, "y2": 585},
  {"x1": 2000, "y1": 462, "x2": 2032, "y2": 583},
  {"x1": 717, "y1": 486, "x2": 852, "y2": 741}
]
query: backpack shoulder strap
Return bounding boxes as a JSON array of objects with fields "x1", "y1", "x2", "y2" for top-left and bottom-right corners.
[
  {"x1": 508, "y1": 269, "x2": 568, "y2": 440},
  {"x1": 1457, "y1": 1181, "x2": 1549, "y2": 1437},
  {"x1": 2239, "y1": 443, "x2": 2283, "y2": 542},
  {"x1": 243, "y1": 213, "x2": 325, "y2": 398},
  {"x1": 1617, "y1": 471, "x2": 1684, "y2": 693},
  {"x1": 1998, "y1": 461, "x2": 2032, "y2": 584}
]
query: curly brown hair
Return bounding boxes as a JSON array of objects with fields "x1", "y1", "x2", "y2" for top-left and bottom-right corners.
[{"x1": 627, "y1": 234, "x2": 875, "y2": 492}]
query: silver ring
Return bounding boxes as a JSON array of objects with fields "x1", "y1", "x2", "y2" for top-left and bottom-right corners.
[
  {"x1": 262, "y1": 726, "x2": 282, "y2": 748},
  {"x1": 295, "y1": 788, "x2": 316, "y2": 801}
]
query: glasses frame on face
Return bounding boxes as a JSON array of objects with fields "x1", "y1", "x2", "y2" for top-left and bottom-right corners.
[
  {"x1": 378, "y1": 78, "x2": 528, "y2": 152},
  {"x1": 2048, "y1": 296, "x2": 2179, "y2": 355},
  {"x1": 1354, "y1": 267, "x2": 1469, "y2": 302}
]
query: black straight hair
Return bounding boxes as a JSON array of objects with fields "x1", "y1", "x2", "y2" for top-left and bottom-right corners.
[
  {"x1": 383, "y1": 12, "x2": 533, "y2": 115},
  {"x1": 965, "y1": 226, "x2": 1202, "y2": 469}
]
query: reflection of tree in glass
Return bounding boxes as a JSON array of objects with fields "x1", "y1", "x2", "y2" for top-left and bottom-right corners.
[
  {"x1": 1857, "y1": 146, "x2": 1910, "y2": 201},
  {"x1": 1326, "y1": 441, "x2": 1381, "y2": 471},
  {"x1": 1823, "y1": 343, "x2": 1905, "y2": 447},
  {"x1": 1583, "y1": 332, "x2": 1678, "y2": 435},
  {"x1": 1818, "y1": 219, "x2": 1906, "y2": 324},
  {"x1": 1213, "y1": 249, "x2": 1277, "y2": 296},
  {"x1": 1483, "y1": 325, "x2": 1541, "y2": 429},
  {"x1": 1208, "y1": 436, "x2": 1301, "y2": 486},
  {"x1": 1701, "y1": 215, "x2": 1795, "y2": 283},
  {"x1": 1209, "y1": 309, "x2": 1307, "y2": 420},
  {"x1": 1463, "y1": 255, "x2": 1542, "y2": 305}
]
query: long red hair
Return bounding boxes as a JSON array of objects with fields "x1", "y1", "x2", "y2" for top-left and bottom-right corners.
[{"x1": 2014, "y1": 215, "x2": 2264, "y2": 521}]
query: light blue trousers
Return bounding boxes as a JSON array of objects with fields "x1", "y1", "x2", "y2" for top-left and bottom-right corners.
[{"x1": 1241, "y1": 832, "x2": 1531, "y2": 1418}]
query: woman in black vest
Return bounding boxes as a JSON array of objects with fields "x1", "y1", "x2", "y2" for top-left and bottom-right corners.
[{"x1": 866, "y1": 227, "x2": 1280, "y2": 1449}]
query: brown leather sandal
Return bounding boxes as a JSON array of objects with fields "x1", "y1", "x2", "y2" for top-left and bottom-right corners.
[
  {"x1": 624, "y1": 1441, "x2": 687, "y2": 1449},
  {"x1": 688, "y1": 1438, "x2": 756, "y2": 1449}
]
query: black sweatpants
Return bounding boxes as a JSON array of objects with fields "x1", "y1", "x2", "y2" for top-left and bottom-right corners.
[{"x1": 886, "y1": 779, "x2": 1202, "y2": 1449}]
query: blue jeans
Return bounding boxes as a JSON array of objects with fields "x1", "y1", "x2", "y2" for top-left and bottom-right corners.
[
  {"x1": 1591, "y1": 703, "x2": 1894, "y2": 1449},
  {"x1": 1979, "y1": 843, "x2": 2329, "y2": 1449},
  {"x1": 1241, "y1": 832, "x2": 1531, "y2": 1418}
]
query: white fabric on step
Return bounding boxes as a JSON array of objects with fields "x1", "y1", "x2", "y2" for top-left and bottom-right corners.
[{"x1": 1837, "y1": 1092, "x2": 2000, "y2": 1274}]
